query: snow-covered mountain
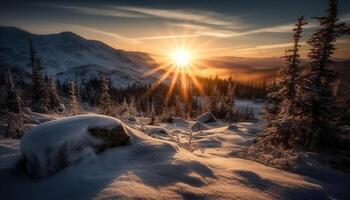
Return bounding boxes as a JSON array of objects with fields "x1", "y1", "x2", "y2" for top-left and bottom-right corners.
[{"x1": 0, "y1": 26, "x2": 160, "y2": 87}]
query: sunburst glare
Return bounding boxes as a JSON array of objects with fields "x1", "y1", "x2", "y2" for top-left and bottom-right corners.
[{"x1": 171, "y1": 49, "x2": 191, "y2": 67}]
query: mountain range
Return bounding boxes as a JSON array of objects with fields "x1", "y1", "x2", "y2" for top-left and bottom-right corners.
[{"x1": 0, "y1": 26, "x2": 160, "y2": 87}]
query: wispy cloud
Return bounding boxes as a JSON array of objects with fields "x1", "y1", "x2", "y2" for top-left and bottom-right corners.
[
  {"x1": 227, "y1": 38, "x2": 349, "y2": 53},
  {"x1": 168, "y1": 22, "x2": 295, "y2": 38},
  {"x1": 60, "y1": 23, "x2": 141, "y2": 44},
  {"x1": 340, "y1": 13, "x2": 350, "y2": 23},
  {"x1": 46, "y1": 4, "x2": 242, "y2": 28},
  {"x1": 133, "y1": 34, "x2": 198, "y2": 41},
  {"x1": 170, "y1": 12, "x2": 350, "y2": 39},
  {"x1": 60, "y1": 23, "x2": 200, "y2": 43},
  {"x1": 235, "y1": 42, "x2": 307, "y2": 52},
  {"x1": 118, "y1": 6, "x2": 241, "y2": 27},
  {"x1": 42, "y1": 4, "x2": 146, "y2": 19}
]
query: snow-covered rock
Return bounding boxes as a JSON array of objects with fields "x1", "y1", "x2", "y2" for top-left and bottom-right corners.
[
  {"x1": 195, "y1": 112, "x2": 217, "y2": 123},
  {"x1": 145, "y1": 125, "x2": 171, "y2": 136},
  {"x1": 191, "y1": 121, "x2": 209, "y2": 132},
  {"x1": 19, "y1": 114, "x2": 129, "y2": 178}
]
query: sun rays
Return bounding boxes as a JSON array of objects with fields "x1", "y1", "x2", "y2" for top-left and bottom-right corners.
[
  {"x1": 143, "y1": 26, "x2": 219, "y2": 102},
  {"x1": 171, "y1": 48, "x2": 192, "y2": 67}
]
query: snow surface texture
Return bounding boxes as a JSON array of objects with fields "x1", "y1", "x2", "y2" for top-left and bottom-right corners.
[{"x1": 1, "y1": 114, "x2": 350, "y2": 199}]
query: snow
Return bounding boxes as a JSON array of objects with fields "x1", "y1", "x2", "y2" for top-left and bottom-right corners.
[
  {"x1": 0, "y1": 26, "x2": 160, "y2": 87},
  {"x1": 171, "y1": 117, "x2": 190, "y2": 127},
  {"x1": 195, "y1": 112, "x2": 217, "y2": 123},
  {"x1": 236, "y1": 99, "x2": 263, "y2": 117},
  {"x1": 21, "y1": 115, "x2": 116, "y2": 153},
  {"x1": 20, "y1": 115, "x2": 132, "y2": 177},
  {"x1": 1, "y1": 113, "x2": 350, "y2": 199},
  {"x1": 144, "y1": 125, "x2": 171, "y2": 136},
  {"x1": 191, "y1": 121, "x2": 209, "y2": 132}
]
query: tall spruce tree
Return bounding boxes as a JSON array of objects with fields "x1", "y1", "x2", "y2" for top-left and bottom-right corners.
[
  {"x1": 5, "y1": 71, "x2": 24, "y2": 138},
  {"x1": 47, "y1": 77, "x2": 60, "y2": 111},
  {"x1": 70, "y1": 80, "x2": 79, "y2": 115},
  {"x1": 29, "y1": 39, "x2": 47, "y2": 112},
  {"x1": 99, "y1": 73, "x2": 112, "y2": 115},
  {"x1": 6, "y1": 72, "x2": 22, "y2": 114},
  {"x1": 300, "y1": 0, "x2": 349, "y2": 150},
  {"x1": 225, "y1": 82, "x2": 236, "y2": 124},
  {"x1": 259, "y1": 17, "x2": 307, "y2": 149}
]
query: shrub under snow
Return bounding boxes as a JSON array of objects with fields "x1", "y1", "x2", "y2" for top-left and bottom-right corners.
[{"x1": 19, "y1": 114, "x2": 129, "y2": 178}]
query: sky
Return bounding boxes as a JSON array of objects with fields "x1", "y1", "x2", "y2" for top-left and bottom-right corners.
[{"x1": 1, "y1": 0, "x2": 350, "y2": 60}]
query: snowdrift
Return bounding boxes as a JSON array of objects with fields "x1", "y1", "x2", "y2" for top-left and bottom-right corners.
[
  {"x1": 1, "y1": 116, "x2": 349, "y2": 199},
  {"x1": 145, "y1": 125, "x2": 171, "y2": 136},
  {"x1": 19, "y1": 115, "x2": 130, "y2": 177}
]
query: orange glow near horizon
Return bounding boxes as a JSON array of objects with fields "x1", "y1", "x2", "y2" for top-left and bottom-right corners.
[{"x1": 144, "y1": 35, "x2": 210, "y2": 101}]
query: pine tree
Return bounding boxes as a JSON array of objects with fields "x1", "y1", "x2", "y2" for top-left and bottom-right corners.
[
  {"x1": 300, "y1": 0, "x2": 349, "y2": 150},
  {"x1": 226, "y1": 82, "x2": 236, "y2": 124},
  {"x1": 6, "y1": 72, "x2": 22, "y2": 114},
  {"x1": 99, "y1": 73, "x2": 112, "y2": 115},
  {"x1": 260, "y1": 16, "x2": 307, "y2": 149},
  {"x1": 47, "y1": 77, "x2": 60, "y2": 111},
  {"x1": 262, "y1": 77, "x2": 279, "y2": 124},
  {"x1": 5, "y1": 71, "x2": 24, "y2": 138},
  {"x1": 210, "y1": 83, "x2": 220, "y2": 114},
  {"x1": 128, "y1": 96, "x2": 138, "y2": 116},
  {"x1": 70, "y1": 80, "x2": 79, "y2": 115},
  {"x1": 29, "y1": 39, "x2": 47, "y2": 112},
  {"x1": 149, "y1": 102, "x2": 156, "y2": 125}
]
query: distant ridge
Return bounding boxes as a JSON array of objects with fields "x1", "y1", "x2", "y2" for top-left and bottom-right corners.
[{"x1": 0, "y1": 26, "x2": 161, "y2": 87}]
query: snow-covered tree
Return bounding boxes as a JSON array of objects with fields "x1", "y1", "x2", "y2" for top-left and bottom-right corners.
[
  {"x1": 70, "y1": 80, "x2": 79, "y2": 115},
  {"x1": 128, "y1": 96, "x2": 138, "y2": 116},
  {"x1": 6, "y1": 72, "x2": 21, "y2": 114},
  {"x1": 99, "y1": 73, "x2": 112, "y2": 115},
  {"x1": 261, "y1": 78, "x2": 279, "y2": 124},
  {"x1": 299, "y1": 0, "x2": 349, "y2": 150},
  {"x1": 47, "y1": 77, "x2": 60, "y2": 111},
  {"x1": 149, "y1": 102, "x2": 157, "y2": 125},
  {"x1": 225, "y1": 82, "x2": 236, "y2": 124},
  {"x1": 29, "y1": 39, "x2": 47, "y2": 112},
  {"x1": 5, "y1": 71, "x2": 24, "y2": 138},
  {"x1": 258, "y1": 16, "x2": 307, "y2": 149}
]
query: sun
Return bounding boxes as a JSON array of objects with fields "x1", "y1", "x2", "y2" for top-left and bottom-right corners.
[{"x1": 171, "y1": 49, "x2": 191, "y2": 67}]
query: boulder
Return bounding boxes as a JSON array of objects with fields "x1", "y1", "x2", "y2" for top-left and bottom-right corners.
[
  {"x1": 18, "y1": 115, "x2": 129, "y2": 178},
  {"x1": 191, "y1": 122, "x2": 209, "y2": 132}
]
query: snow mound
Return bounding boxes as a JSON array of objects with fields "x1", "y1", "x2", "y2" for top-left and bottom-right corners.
[
  {"x1": 195, "y1": 112, "x2": 217, "y2": 123},
  {"x1": 145, "y1": 125, "x2": 171, "y2": 136},
  {"x1": 20, "y1": 114, "x2": 130, "y2": 178},
  {"x1": 191, "y1": 121, "x2": 209, "y2": 132}
]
